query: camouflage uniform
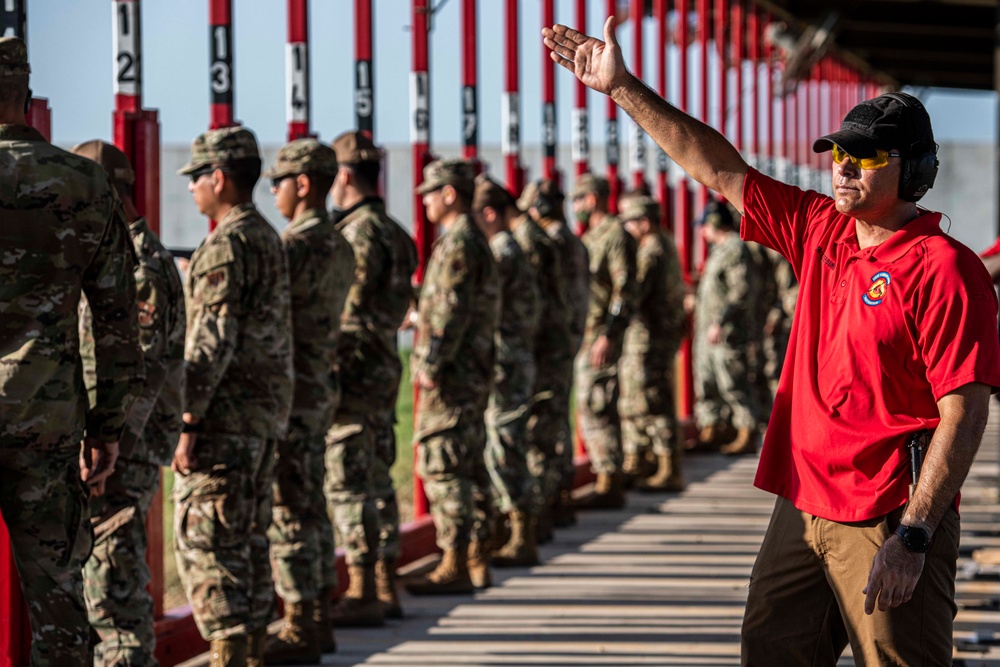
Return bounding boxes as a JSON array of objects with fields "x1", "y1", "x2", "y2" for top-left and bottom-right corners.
[
  {"x1": 484, "y1": 226, "x2": 540, "y2": 515},
  {"x1": 336, "y1": 194, "x2": 417, "y2": 564},
  {"x1": 80, "y1": 197, "x2": 186, "y2": 664},
  {"x1": 173, "y1": 128, "x2": 294, "y2": 641},
  {"x1": 412, "y1": 166, "x2": 498, "y2": 553},
  {"x1": 763, "y1": 247, "x2": 798, "y2": 397},
  {"x1": 694, "y1": 231, "x2": 760, "y2": 432},
  {"x1": 533, "y1": 211, "x2": 590, "y2": 500},
  {"x1": 618, "y1": 199, "x2": 685, "y2": 462},
  {"x1": 575, "y1": 214, "x2": 637, "y2": 475},
  {"x1": 0, "y1": 40, "x2": 143, "y2": 665},
  {"x1": 746, "y1": 241, "x2": 776, "y2": 420}
]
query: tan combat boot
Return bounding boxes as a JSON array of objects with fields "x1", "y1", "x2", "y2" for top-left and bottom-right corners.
[
  {"x1": 246, "y1": 627, "x2": 267, "y2": 667},
  {"x1": 467, "y1": 540, "x2": 493, "y2": 589},
  {"x1": 720, "y1": 428, "x2": 758, "y2": 456},
  {"x1": 578, "y1": 472, "x2": 627, "y2": 509},
  {"x1": 330, "y1": 565, "x2": 385, "y2": 627},
  {"x1": 492, "y1": 510, "x2": 540, "y2": 567},
  {"x1": 314, "y1": 588, "x2": 337, "y2": 653},
  {"x1": 376, "y1": 558, "x2": 404, "y2": 619},
  {"x1": 640, "y1": 450, "x2": 686, "y2": 492},
  {"x1": 209, "y1": 637, "x2": 246, "y2": 667},
  {"x1": 551, "y1": 489, "x2": 577, "y2": 527},
  {"x1": 263, "y1": 601, "x2": 321, "y2": 665},
  {"x1": 405, "y1": 546, "x2": 475, "y2": 595}
]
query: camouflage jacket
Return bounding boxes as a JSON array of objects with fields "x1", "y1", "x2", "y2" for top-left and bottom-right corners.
[
  {"x1": 746, "y1": 240, "x2": 777, "y2": 339},
  {"x1": 283, "y1": 207, "x2": 354, "y2": 438},
  {"x1": 80, "y1": 217, "x2": 185, "y2": 464},
  {"x1": 489, "y1": 230, "x2": 539, "y2": 369},
  {"x1": 337, "y1": 199, "x2": 417, "y2": 415},
  {"x1": 0, "y1": 125, "x2": 142, "y2": 448},
  {"x1": 695, "y1": 232, "x2": 756, "y2": 343},
  {"x1": 538, "y1": 216, "x2": 589, "y2": 351},
  {"x1": 512, "y1": 215, "x2": 571, "y2": 360},
  {"x1": 413, "y1": 214, "x2": 499, "y2": 405},
  {"x1": 580, "y1": 215, "x2": 638, "y2": 351},
  {"x1": 766, "y1": 246, "x2": 798, "y2": 335},
  {"x1": 184, "y1": 202, "x2": 293, "y2": 441},
  {"x1": 625, "y1": 228, "x2": 685, "y2": 357}
]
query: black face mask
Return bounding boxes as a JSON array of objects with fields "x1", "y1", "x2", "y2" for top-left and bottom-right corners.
[{"x1": 23, "y1": 87, "x2": 31, "y2": 116}]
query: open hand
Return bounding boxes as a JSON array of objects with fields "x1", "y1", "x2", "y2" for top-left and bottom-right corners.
[
  {"x1": 542, "y1": 17, "x2": 630, "y2": 96},
  {"x1": 863, "y1": 534, "x2": 925, "y2": 614}
]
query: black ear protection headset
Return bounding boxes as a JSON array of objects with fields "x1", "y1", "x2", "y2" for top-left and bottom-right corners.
[{"x1": 881, "y1": 92, "x2": 939, "y2": 202}]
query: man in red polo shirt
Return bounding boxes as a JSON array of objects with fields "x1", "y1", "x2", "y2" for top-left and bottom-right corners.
[{"x1": 544, "y1": 18, "x2": 1000, "y2": 666}]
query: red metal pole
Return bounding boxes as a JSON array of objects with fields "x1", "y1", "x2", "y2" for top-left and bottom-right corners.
[
  {"x1": 696, "y1": 0, "x2": 709, "y2": 261},
  {"x1": 714, "y1": 0, "x2": 727, "y2": 140},
  {"x1": 503, "y1": 0, "x2": 523, "y2": 195},
  {"x1": 286, "y1": 0, "x2": 310, "y2": 141},
  {"x1": 411, "y1": 0, "x2": 431, "y2": 519},
  {"x1": 355, "y1": 0, "x2": 374, "y2": 138},
  {"x1": 677, "y1": 0, "x2": 694, "y2": 418},
  {"x1": 606, "y1": 0, "x2": 621, "y2": 213},
  {"x1": 654, "y1": 0, "x2": 671, "y2": 229},
  {"x1": 732, "y1": 0, "x2": 743, "y2": 152},
  {"x1": 629, "y1": 0, "x2": 647, "y2": 191},
  {"x1": 810, "y1": 63, "x2": 821, "y2": 189},
  {"x1": 542, "y1": 0, "x2": 558, "y2": 181},
  {"x1": 748, "y1": 4, "x2": 759, "y2": 165},
  {"x1": 766, "y1": 13, "x2": 776, "y2": 177},
  {"x1": 208, "y1": 0, "x2": 235, "y2": 130},
  {"x1": 572, "y1": 0, "x2": 589, "y2": 185},
  {"x1": 461, "y1": 0, "x2": 478, "y2": 160}
]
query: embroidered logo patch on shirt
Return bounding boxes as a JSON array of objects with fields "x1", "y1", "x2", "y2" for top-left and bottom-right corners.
[{"x1": 863, "y1": 271, "x2": 891, "y2": 306}]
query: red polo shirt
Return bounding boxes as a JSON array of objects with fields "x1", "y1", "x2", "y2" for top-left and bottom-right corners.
[{"x1": 742, "y1": 168, "x2": 1000, "y2": 522}]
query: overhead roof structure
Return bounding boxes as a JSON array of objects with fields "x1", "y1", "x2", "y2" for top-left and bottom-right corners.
[{"x1": 761, "y1": 0, "x2": 997, "y2": 91}]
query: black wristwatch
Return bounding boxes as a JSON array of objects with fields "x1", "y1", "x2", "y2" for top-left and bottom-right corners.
[{"x1": 895, "y1": 524, "x2": 932, "y2": 553}]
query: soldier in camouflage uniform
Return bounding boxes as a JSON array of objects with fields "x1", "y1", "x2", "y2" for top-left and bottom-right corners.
[
  {"x1": 323, "y1": 130, "x2": 416, "y2": 625},
  {"x1": 0, "y1": 37, "x2": 142, "y2": 667},
  {"x1": 522, "y1": 180, "x2": 588, "y2": 532},
  {"x1": 618, "y1": 195, "x2": 686, "y2": 492},
  {"x1": 571, "y1": 173, "x2": 638, "y2": 508},
  {"x1": 172, "y1": 127, "x2": 294, "y2": 666},
  {"x1": 763, "y1": 247, "x2": 798, "y2": 397},
  {"x1": 746, "y1": 240, "x2": 777, "y2": 421},
  {"x1": 259, "y1": 139, "x2": 352, "y2": 663},
  {"x1": 73, "y1": 141, "x2": 186, "y2": 667},
  {"x1": 693, "y1": 200, "x2": 761, "y2": 456},
  {"x1": 406, "y1": 160, "x2": 499, "y2": 596},
  {"x1": 472, "y1": 175, "x2": 542, "y2": 567}
]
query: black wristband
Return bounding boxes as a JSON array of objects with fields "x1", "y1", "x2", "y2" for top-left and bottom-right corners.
[{"x1": 181, "y1": 421, "x2": 204, "y2": 434}]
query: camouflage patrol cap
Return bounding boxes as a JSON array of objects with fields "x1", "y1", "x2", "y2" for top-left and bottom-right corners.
[
  {"x1": 71, "y1": 140, "x2": 135, "y2": 187},
  {"x1": 572, "y1": 172, "x2": 610, "y2": 199},
  {"x1": 177, "y1": 126, "x2": 261, "y2": 175},
  {"x1": 264, "y1": 138, "x2": 338, "y2": 179},
  {"x1": 699, "y1": 199, "x2": 737, "y2": 230},
  {"x1": 332, "y1": 130, "x2": 382, "y2": 164},
  {"x1": 415, "y1": 158, "x2": 475, "y2": 197},
  {"x1": 0, "y1": 37, "x2": 30, "y2": 77},
  {"x1": 472, "y1": 174, "x2": 517, "y2": 212},
  {"x1": 619, "y1": 195, "x2": 660, "y2": 223},
  {"x1": 516, "y1": 180, "x2": 539, "y2": 213}
]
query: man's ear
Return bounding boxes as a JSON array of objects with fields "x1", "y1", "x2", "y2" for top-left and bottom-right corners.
[
  {"x1": 442, "y1": 184, "x2": 457, "y2": 207},
  {"x1": 296, "y1": 173, "x2": 311, "y2": 198}
]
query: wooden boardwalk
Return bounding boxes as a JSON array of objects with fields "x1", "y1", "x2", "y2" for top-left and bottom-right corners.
[{"x1": 182, "y1": 404, "x2": 1000, "y2": 667}]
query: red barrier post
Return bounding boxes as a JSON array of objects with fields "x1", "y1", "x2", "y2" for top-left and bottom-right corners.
[
  {"x1": 732, "y1": 0, "x2": 743, "y2": 152},
  {"x1": 355, "y1": 0, "x2": 374, "y2": 137},
  {"x1": 696, "y1": 0, "x2": 710, "y2": 262},
  {"x1": 1, "y1": 5, "x2": 49, "y2": 661},
  {"x1": 572, "y1": 0, "x2": 589, "y2": 188},
  {"x1": 542, "y1": 0, "x2": 558, "y2": 182},
  {"x1": 715, "y1": 0, "x2": 727, "y2": 140},
  {"x1": 748, "y1": 4, "x2": 759, "y2": 167},
  {"x1": 286, "y1": 0, "x2": 310, "y2": 141},
  {"x1": 461, "y1": 0, "x2": 478, "y2": 160},
  {"x1": 503, "y1": 0, "x2": 523, "y2": 195},
  {"x1": 628, "y1": 0, "x2": 647, "y2": 191},
  {"x1": 654, "y1": 0, "x2": 672, "y2": 229},
  {"x1": 411, "y1": 0, "x2": 432, "y2": 519},
  {"x1": 674, "y1": 0, "x2": 694, "y2": 418},
  {"x1": 209, "y1": 0, "x2": 235, "y2": 130},
  {"x1": 606, "y1": 0, "x2": 621, "y2": 213}
]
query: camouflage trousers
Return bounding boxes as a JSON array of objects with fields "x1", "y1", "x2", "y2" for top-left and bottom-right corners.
[
  {"x1": 0, "y1": 443, "x2": 93, "y2": 667},
  {"x1": 694, "y1": 338, "x2": 758, "y2": 431},
  {"x1": 325, "y1": 414, "x2": 380, "y2": 567},
  {"x1": 173, "y1": 435, "x2": 276, "y2": 640},
  {"x1": 574, "y1": 348, "x2": 623, "y2": 475},
  {"x1": 526, "y1": 350, "x2": 575, "y2": 507},
  {"x1": 84, "y1": 458, "x2": 160, "y2": 667},
  {"x1": 415, "y1": 390, "x2": 490, "y2": 550},
  {"x1": 268, "y1": 433, "x2": 329, "y2": 603},
  {"x1": 747, "y1": 338, "x2": 773, "y2": 424},
  {"x1": 372, "y1": 411, "x2": 401, "y2": 562},
  {"x1": 486, "y1": 351, "x2": 538, "y2": 515},
  {"x1": 619, "y1": 346, "x2": 680, "y2": 457}
]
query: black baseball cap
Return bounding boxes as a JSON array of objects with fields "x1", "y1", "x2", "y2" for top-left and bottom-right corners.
[{"x1": 813, "y1": 92, "x2": 935, "y2": 159}]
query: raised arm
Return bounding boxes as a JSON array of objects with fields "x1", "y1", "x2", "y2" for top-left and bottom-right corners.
[{"x1": 543, "y1": 17, "x2": 748, "y2": 210}]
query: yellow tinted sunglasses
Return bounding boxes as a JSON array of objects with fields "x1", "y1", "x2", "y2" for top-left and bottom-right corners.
[{"x1": 832, "y1": 145, "x2": 901, "y2": 170}]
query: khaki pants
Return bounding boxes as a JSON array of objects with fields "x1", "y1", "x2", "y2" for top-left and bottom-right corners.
[{"x1": 742, "y1": 496, "x2": 958, "y2": 667}]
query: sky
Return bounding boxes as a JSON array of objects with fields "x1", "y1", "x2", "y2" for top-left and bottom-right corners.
[{"x1": 24, "y1": 0, "x2": 999, "y2": 149}]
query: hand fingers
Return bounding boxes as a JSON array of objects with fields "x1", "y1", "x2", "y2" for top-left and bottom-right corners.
[
  {"x1": 603, "y1": 16, "x2": 619, "y2": 48},
  {"x1": 550, "y1": 51, "x2": 577, "y2": 72},
  {"x1": 863, "y1": 574, "x2": 879, "y2": 615},
  {"x1": 555, "y1": 24, "x2": 592, "y2": 46},
  {"x1": 543, "y1": 38, "x2": 580, "y2": 64}
]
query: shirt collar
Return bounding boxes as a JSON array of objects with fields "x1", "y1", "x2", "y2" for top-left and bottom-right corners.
[
  {"x1": 837, "y1": 211, "x2": 943, "y2": 263},
  {"x1": 0, "y1": 124, "x2": 44, "y2": 142}
]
